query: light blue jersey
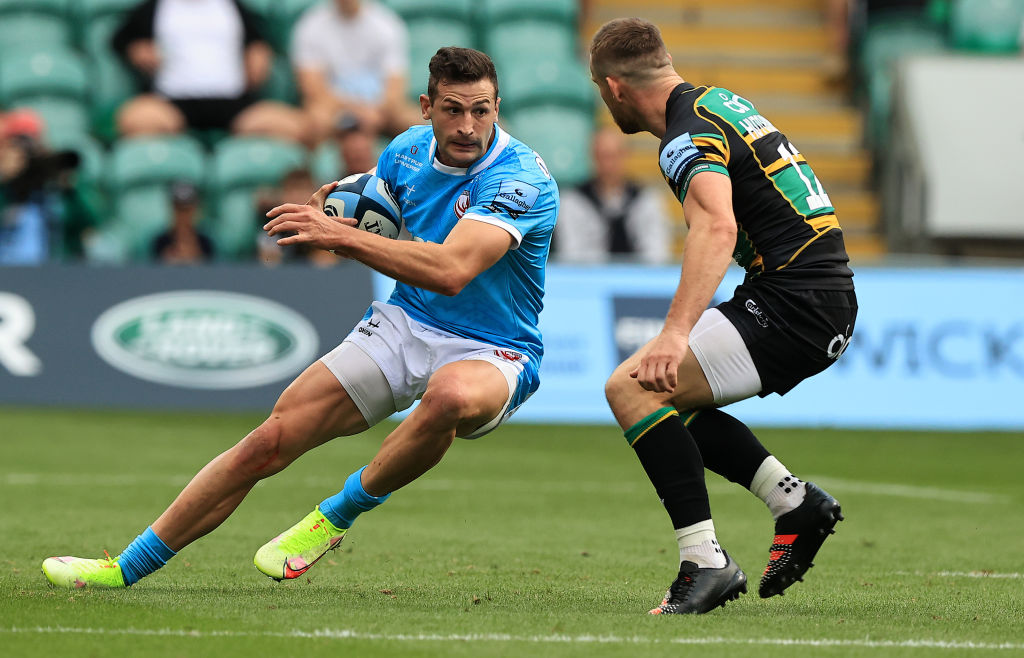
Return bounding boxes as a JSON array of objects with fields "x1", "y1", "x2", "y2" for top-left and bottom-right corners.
[{"x1": 373, "y1": 124, "x2": 559, "y2": 367}]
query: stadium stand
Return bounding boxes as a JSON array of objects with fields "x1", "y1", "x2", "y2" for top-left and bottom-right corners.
[
  {"x1": 585, "y1": 0, "x2": 884, "y2": 258},
  {"x1": 97, "y1": 135, "x2": 207, "y2": 261},
  {"x1": 0, "y1": 47, "x2": 92, "y2": 145},
  {"x1": 14, "y1": 0, "x2": 1019, "y2": 263},
  {"x1": 209, "y1": 136, "x2": 307, "y2": 259}
]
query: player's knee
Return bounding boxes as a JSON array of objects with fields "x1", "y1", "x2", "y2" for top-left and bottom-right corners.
[
  {"x1": 233, "y1": 418, "x2": 291, "y2": 478},
  {"x1": 604, "y1": 365, "x2": 635, "y2": 411},
  {"x1": 419, "y1": 380, "x2": 477, "y2": 427}
]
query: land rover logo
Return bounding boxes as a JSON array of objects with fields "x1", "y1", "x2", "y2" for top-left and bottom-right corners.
[{"x1": 91, "y1": 291, "x2": 318, "y2": 389}]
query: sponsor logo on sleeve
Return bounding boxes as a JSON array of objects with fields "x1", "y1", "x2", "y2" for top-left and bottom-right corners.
[
  {"x1": 659, "y1": 133, "x2": 700, "y2": 185},
  {"x1": 487, "y1": 180, "x2": 540, "y2": 219}
]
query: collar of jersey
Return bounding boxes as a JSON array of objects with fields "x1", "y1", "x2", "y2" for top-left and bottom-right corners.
[{"x1": 428, "y1": 123, "x2": 510, "y2": 177}]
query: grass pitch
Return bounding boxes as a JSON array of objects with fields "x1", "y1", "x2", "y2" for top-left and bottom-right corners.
[{"x1": 1, "y1": 407, "x2": 1022, "y2": 657}]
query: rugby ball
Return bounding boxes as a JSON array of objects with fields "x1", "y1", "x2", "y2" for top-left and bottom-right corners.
[{"x1": 323, "y1": 173, "x2": 402, "y2": 239}]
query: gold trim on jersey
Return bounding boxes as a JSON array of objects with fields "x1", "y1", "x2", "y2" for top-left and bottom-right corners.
[
  {"x1": 697, "y1": 100, "x2": 843, "y2": 274},
  {"x1": 777, "y1": 222, "x2": 841, "y2": 271}
]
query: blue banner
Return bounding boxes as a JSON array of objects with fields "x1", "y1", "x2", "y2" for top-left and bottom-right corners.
[{"x1": 376, "y1": 265, "x2": 1024, "y2": 430}]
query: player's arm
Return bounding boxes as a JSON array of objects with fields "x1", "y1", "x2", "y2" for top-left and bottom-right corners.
[
  {"x1": 264, "y1": 192, "x2": 513, "y2": 296},
  {"x1": 632, "y1": 171, "x2": 736, "y2": 392}
]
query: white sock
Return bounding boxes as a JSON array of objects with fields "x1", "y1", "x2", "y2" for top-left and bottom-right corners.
[
  {"x1": 750, "y1": 455, "x2": 806, "y2": 519},
  {"x1": 676, "y1": 519, "x2": 726, "y2": 569}
]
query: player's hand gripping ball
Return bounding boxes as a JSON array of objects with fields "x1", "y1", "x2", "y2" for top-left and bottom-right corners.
[{"x1": 323, "y1": 173, "x2": 402, "y2": 239}]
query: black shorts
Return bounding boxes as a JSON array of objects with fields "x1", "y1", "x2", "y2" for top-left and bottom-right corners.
[
  {"x1": 715, "y1": 278, "x2": 858, "y2": 396},
  {"x1": 169, "y1": 95, "x2": 256, "y2": 131}
]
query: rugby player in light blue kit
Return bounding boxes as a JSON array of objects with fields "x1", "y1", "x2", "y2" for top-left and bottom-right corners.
[{"x1": 42, "y1": 47, "x2": 559, "y2": 588}]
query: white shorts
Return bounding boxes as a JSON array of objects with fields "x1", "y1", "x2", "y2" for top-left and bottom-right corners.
[
  {"x1": 321, "y1": 301, "x2": 536, "y2": 439},
  {"x1": 689, "y1": 307, "x2": 763, "y2": 405}
]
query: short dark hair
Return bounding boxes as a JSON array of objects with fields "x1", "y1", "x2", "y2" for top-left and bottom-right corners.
[
  {"x1": 426, "y1": 47, "x2": 499, "y2": 101},
  {"x1": 590, "y1": 18, "x2": 672, "y2": 82}
]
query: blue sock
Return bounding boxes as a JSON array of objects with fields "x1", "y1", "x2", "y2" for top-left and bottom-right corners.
[
  {"x1": 319, "y1": 466, "x2": 391, "y2": 529},
  {"x1": 117, "y1": 526, "x2": 176, "y2": 586}
]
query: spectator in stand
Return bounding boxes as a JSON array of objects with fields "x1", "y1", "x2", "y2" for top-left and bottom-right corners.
[
  {"x1": 257, "y1": 168, "x2": 341, "y2": 267},
  {"x1": 113, "y1": 0, "x2": 312, "y2": 143},
  {"x1": 291, "y1": 0, "x2": 422, "y2": 140},
  {"x1": 151, "y1": 181, "x2": 215, "y2": 263},
  {"x1": 334, "y1": 114, "x2": 378, "y2": 176},
  {"x1": 554, "y1": 126, "x2": 672, "y2": 264}
]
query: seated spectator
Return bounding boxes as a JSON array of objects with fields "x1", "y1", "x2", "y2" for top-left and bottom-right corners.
[
  {"x1": 151, "y1": 181, "x2": 215, "y2": 263},
  {"x1": 334, "y1": 114, "x2": 378, "y2": 176},
  {"x1": 256, "y1": 168, "x2": 341, "y2": 267},
  {"x1": 113, "y1": 0, "x2": 312, "y2": 144},
  {"x1": 291, "y1": 0, "x2": 422, "y2": 141},
  {"x1": 554, "y1": 126, "x2": 671, "y2": 264}
]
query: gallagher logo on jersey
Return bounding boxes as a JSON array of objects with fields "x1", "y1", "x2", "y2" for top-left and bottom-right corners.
[
  {"x1": 454, "y1": 189, "x2": 471, "y2": 219},
  {"x1": 488, "y1": 180, "x2": 540, "y2": 219},
  {"x1": 660, "y1": 133, "x2": 700, "y2": 185}
]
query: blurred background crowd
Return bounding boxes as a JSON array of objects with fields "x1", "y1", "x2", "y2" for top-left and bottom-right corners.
[{"x1": 0, "y1": 0, "x2": 1021, "y2": 267}]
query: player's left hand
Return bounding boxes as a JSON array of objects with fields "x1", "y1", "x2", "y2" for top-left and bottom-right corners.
[
  {"x1": 631, "y1": 331, "x2": 688, "y2": 393},
  {"x1": 263, "y1": 202, "x2": 357, "y2": 249}
]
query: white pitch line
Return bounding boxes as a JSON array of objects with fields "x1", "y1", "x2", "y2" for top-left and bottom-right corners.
[
  {"x1": 1, "y1": 472, "x2": 1011, "y2": 505},
  {"x1": 896, "y1": 570, "x2": 1022, "y2": 580},
  {"x1": 1, "y1": 626, "x2": 1022, "y2": 650}
]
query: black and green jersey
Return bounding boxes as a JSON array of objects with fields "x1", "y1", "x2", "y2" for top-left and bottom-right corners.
[{"x1": 660, "y1": 83, "x2": 853, "y2": 290}]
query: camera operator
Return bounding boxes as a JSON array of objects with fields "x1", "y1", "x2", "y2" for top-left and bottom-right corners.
[{"x1": 0, "y1": 110, "x2": 96, "y2": 264}]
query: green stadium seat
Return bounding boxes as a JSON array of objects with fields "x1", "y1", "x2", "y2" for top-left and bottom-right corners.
[
  {"x1": 109, "y1": 135, "x2": 206, "y2": 190},
  {"x1": 209, "y1": 136, "x2": 308, "y2": 258},
  {"x1": 406, "y1": 17, "x2": 476, "y2": 100},
  {"x1": 10, "y1": 99, "x2": 90, "y2": 145},
  {"x1": 505, "y1": 106, "x2": 592, "y2": 186},
  {"x1": 310, "y1": 141, "x2": 345, "y2": 186},
  {"x1": 106, "y1": 135, "x2": 208, "y2": 260},
  {"x1": 0, "y1": 46, "x2": 92, "y2": 144},
  {"x1": 485, "y1": 20, "x2": 578, "y2": 72},
  {"x1": 384, "y1": 0, "x2": 474, "y2": 21},
  {"x1": 0, "y1": 48, "x2": 88, "y2": 103},
  {"x1": 858, "y1": 20, "x2": 947, "y2": 145},
  {"x1": 499, "y1": 57, "x2": 594, "y2": 114},
  {"x1": 950, "y1": 0, "x2": 1024, "y2": 53},
  {"x1": 478, "y1": 0, "x2": 577, "y2": 25},
  {"x1": 0, "y1": 0, "x2": 72, "y2": 49}
]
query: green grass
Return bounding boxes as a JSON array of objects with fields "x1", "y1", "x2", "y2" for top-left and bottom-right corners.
[{"x1": 2, "y1": 407, "x2": 1022, "y2": 657}]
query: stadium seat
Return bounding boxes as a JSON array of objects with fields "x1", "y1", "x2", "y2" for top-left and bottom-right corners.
[
  {"x1": 484, "y1": 20, "x2": 578, "y2": 74},
  {"x1": 0, "y1": 47, "x2": 92, "y2": 144},
  {"x1": 384, "y1": 0, "x2": 474, "y2": 21},
  {"x1": 0, "y1": 48, "x2": 88, "y2": 103},
  {"x1": 106, "y1": 135, "x2": 207, "y2": 260},
  {"x1": 310, "y1": 141, "x2": 345, "y2": 186},
  {"x1": 209, "y1": 136, "x2": 308, "y2": 259},
  {"x1": 857, "y1": 20, "x2": 947, "y2": 145},
  {"x1": 0, "y1": 0, "x2": 72, "y2": 49},
  {"x1": 478, "y1": 0, "x2": 577, "y2": 25},
  {"x1": 950, "y1": 0, "x2": 1024, "y2": 53},
  {"x1": 505, "y1": 106, "x2": 593, "y2": 186},
  {"x1": 498, "y1": 57, "x2": 595, "y2": 114},
  {"x1": 406, "y1": 17, "x2": 476, "y2": 100}
]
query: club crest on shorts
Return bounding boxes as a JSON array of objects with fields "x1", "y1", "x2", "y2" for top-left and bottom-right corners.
[{"x1": 494, "y1": 349, "x2": 523, "y2": 362}]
